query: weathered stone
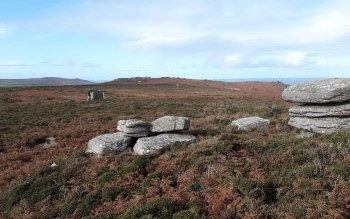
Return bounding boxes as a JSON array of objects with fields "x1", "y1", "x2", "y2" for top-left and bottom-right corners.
[
  {"x1": 151, "y1": 116, "x2": 190, "y2": 133},
  {"x1": 289, "y1": 103, "x2": 350, "y2": 117},
  {"x1": 288, "y1": 117, "x2": 350, "y2": 134},
  {"x1": 86, "y1": 132, "x2": 132, "y2": 156},
  {"x1": 282, "y1": 78, "x2": 350, "y2": 103},
  {"x1": 231, "y1": 117, "x2": 270, "y2": 131},
  {"x1": 42, "y1": 137, "x2": 58, "y2": 148},
  {"x1": 87, "y1": 90, "x2": 105, "y2": 101},
  {"x1": 134, "y1": 134, "x2": 196, "y2": 155},
  {"x1": 117, "y1": 119, "x2": 150, "y2": 137}
]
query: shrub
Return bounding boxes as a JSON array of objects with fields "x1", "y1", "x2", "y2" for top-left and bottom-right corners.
[
  {"x1": 97, "y1": 166, "x2": 110, "y2": 176},
  {"x1": 36, "y1": 209, "x2": 60, "y2": 219},
  {"x1": 187, "y1": 182, "x2": 203, "y2": 192},
  {"x1": 1, "y1": 155, "x2": 88, "y2": 213},
  {"x1": 172, "y1": 209, "x2": 202, "y2": 219},
  {"x1": 118, "y1": 155, "x2": 157, "y2": 176},
  {"x1": 1, "y1": 182, "x2": 31, "y2": 211},
  {"x1": 292, "y1": 205, "x2": 306, "y2": 218},
  {"x1": 2, "y1": 170, "x2": 61, "y2": 209},
  {"x1": 61, "y1": 200, "x2": 78, "y2": 217},
  {"x1": 332, "y1": 162, "x2": 349, "y2": 179},
  {"x1": 98, "y1": 171, "x2": 116, "y2": 183},
  {"x1": 102, "y1": 186, "x2": 124, "y2": 202},
  {"x1": 232, "y1": 176, "x2": 257, "y2": 196},
  {"x1": 26, "y1": 136, "x2": 47, "y2": 148},
  {"x1": 119, "y1": 198, "x2": 185, "y2": 219},
  {"x1": 83, "y1": 213, "x2": 118, "y2": 219},
  {"x1": 78, "y1": 194, "x2": 101, "y2": 216}
]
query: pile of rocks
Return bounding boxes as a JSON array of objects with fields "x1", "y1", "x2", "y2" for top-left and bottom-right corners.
[
  {"x1": 282, "y1": 78, "x2": 350, "y2": 134},
  {"x1": 87, "y1": 116, "x2": 196, "y2": 156}
]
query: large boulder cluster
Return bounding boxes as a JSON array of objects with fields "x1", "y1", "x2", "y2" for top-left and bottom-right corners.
[
  {"x1": 282, "y1": 78, "x2": 350, "y2": 134},
  {"x1": 87, "y1": 116, "x2": 196, "y2": 157}
]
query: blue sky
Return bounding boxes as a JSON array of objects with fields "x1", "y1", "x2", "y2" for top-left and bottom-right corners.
[{"x1": 0, "y1": 0, "x2": 350, "y2": 80}]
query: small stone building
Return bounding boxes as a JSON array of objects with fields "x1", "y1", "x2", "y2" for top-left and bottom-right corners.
[{"x1": 87, "y1": 90, "x2": 105, "y2": 101}]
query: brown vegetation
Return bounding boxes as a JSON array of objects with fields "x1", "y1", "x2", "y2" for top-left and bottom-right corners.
[{"x1": 0, "y1": 79, "x2": 349, "y2": 218}]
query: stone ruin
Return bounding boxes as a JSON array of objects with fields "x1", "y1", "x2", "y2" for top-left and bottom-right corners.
[
  {"x1": 282, "y1": 78, "x2": 350, "y2": 134},
  {"x1": 86, "y1": 116, "x2": 196, "y2": 157},
  {"x1": 87, "y1": 90, "x2": 105, "y2": 101}
]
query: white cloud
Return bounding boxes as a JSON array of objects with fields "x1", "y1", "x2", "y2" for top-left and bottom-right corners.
[
  {"x1": 285, "y1": 51, "x2": 308, "y2": 67},
  {"x1": 225, "y1": 54, "x2": 243, "y2": 67},
  {"x1": 25, "y1": 0, "x2": 350, "y2": 48},
  {"x1": 6, "y1": 0, "x2": 350, "y2": 76},
  {"x1": 127, "y1": 33, "x2": 206, "y2": 49},
  {"x1": 0, "y1": 26, "x2": 8, "y2": 35},
  {"x1": 40, "y1": 60, "x2": 99, "y2": 68},
  {"x1": 0, "y1": 60, "x2": 21, "y2": 66},
  {"x1": 295, "y1": 2, "x2": 350, "y2": 43}
]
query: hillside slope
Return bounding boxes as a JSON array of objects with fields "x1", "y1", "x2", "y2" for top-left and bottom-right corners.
[{"x1": 0, "y1": 77, "x2": 93, "y2": 87}]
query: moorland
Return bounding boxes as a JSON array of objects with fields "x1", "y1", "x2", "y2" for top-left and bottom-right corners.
[{"x1": 1, "y1": 78, "x2": 350, "y2": 218}]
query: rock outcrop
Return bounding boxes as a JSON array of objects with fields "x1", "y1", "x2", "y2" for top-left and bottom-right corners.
[
  {"x1": 86, "y1": 133, "x2": 132, "y2": 156},
  {"x1": 288, "y1": 117, "x2": 350, "y2": 134},
  {"x1": 289, "y1": 103, "x2": 350, "y2": 117},
  {"x1": 117, "y1": 119, "x2": 151, "y2": 137},
  {"x1": 134, "y1": 133, "x2": 196, "y2": 155},
  {"x1": 283, "y1": 78, "x2": 350, "y2": 134},
  {"x1": 87, "y1": 90, "x2": 105, "y2": 101},
  {"x1": 88, "y1": 116, "x2": 196, "y2": 156},
  {"x1": 231, "y1": 117, "x2": 270, "y2": 131},
  {"x1": 150, "y1": 116, "x2": 190, "y2": 133},
  {"x1": 282, "y1": 78, "x2": 350, "y2": 103}
]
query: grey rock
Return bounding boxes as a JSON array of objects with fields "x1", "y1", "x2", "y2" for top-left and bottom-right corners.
[
  {"x1": 87, "y1": 90, "x2": 105, "y2": 101},
  {"x1": 117, "y1": 119, "x2": 151, "y2": 137},
  {"x1": 42, "y1": 137, "x2": 58, "y2": 148},
  {"x1": 231, "y1": 117, "x2": 270, "y2": 131},
  {"x1": 289, "y1": 103, "x2": 350, "y2": 117},
  {"x1": 86, "y1": 132, "x2": 132, "y2": 156},
  {"x1": 288, "y1": 117, "x2": 350, "y2": 134},
  {"x1": 151, "y1": 116, "x2": 190, "y2": 133},
  {"x1": 282, "y1": 78, "x2": 350, "y2": 103},
  {"x1": 134, "y1": 134, "x2": 196, "y2": 155}
]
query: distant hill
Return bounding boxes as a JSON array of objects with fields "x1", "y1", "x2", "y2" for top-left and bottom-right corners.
[{"x1": 0, "y1": 77, "x2": 94, "y2": 87}]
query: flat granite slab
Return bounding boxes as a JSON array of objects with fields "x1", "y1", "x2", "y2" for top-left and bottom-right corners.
[
  {"x1": 288, "y1": 117, "x2": 350, "y2": 134},
  {"x1": 289, "y1": 102, "x2": 350, "y2": 117},
  {"x1": 282, "y1": 78, "x2": 350, "y2": 103}
]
